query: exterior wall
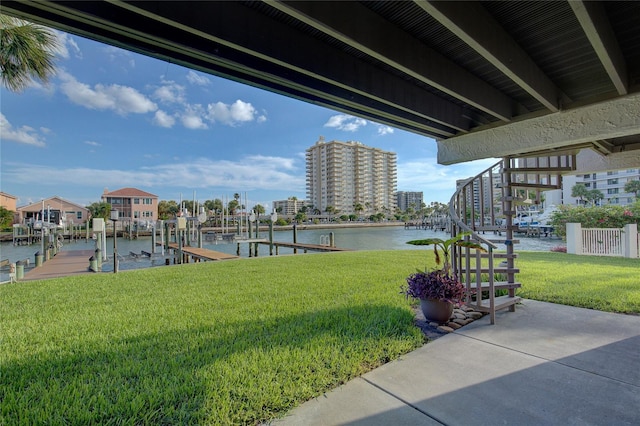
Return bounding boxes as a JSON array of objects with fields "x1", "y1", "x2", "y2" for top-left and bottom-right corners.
[
  {"x1": 562, "y1": 168, "x2": 639, "y2": 206},
  {"x1": 397, "y1": 191, "x2": 424, "y2": 212},
  {"x1": 273, "y1": 199, "x2": 307, "y2": 215},
  {"x1": 306, "y1": 138, "x2": 397, "y2": 215},
  {"x1": 16, "y1": 197, "x2": 89, "y2": 224},
  {"x1": 0, "y1": 192, "x2": 18, "y2": 211},
  {"x1": 102, "y1": 188, "x2": 158, "y2": 222}
]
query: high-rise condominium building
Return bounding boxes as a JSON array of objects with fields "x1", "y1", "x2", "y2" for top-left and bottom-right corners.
[
  {"x1": 306, "y1": 138, "x2": 397, "y2": 215},
  {"x1": 563, "y1": 168, "x2": 640, "y2": 206},
  {"x1": 397, "y1": 191, "x2": 423, "y2": 212}
]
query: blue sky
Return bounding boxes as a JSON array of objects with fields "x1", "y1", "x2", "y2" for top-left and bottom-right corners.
[{"x1": 1, "y1": 27, "x2": 497, "y2": 211}]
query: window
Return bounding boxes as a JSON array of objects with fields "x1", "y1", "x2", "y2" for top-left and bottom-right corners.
[
  {"x1": 77, "y1": 212, "x2": 82, "y2": 219},
  {"x1": 608, "y1": 188, "x2": 619, "y2": 194},
  {"x1": 143, "y1": 198, "x2": 153, "y2": 205},
  {"x1": 134, "y1": 198, "x2": 140, "y2": 204},
  {"x1": 608, "y1": 178, "x2": 618, "y2": 185}
]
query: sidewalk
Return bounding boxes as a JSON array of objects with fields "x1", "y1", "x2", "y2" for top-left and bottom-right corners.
[{"x1": 273, "y1": 299, "x2": 640, "y2": 425}]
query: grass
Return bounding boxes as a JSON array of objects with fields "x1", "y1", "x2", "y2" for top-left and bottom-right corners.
[
  {"x1": 1, "y1": 249, "x2": 637, "y2": 424},
  {"x1": 516, "y1": 251, "x2": 640, "y2": 314},
  {"x1": 1, "y1": 251, "x2": 426, "y2": 425}
]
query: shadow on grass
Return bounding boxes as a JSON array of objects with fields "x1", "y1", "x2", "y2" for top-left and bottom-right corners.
[{"x1": 1, "y1": 304, "x2": 418, "y2": 424}]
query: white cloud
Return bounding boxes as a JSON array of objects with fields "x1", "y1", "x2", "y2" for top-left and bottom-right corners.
[
  {"x1": 186, "y1": 70, "x2": 211, "y2": 86},
  {"x1": 153, "y1": 110, "x2": 176, "y2": 128},
  {"x1": 0, "y1": 114, "x2": 46, "y2": 147},
  {"x1": 397, "y1": 157, "x2": 500, "y2": 201},
  {"x1": 152, "y1": 81, "x2": 186, "y2": 105},
  {"x1": 84, "y1": 140, "x2": 101, "y2": 146},
  {"x1": 324, "y1": 114, "x2": 367, "y2": 132},
  {"x1": 377, "y1": 125, "x2": 394, "y2": 136},
  {"x1": 181, "y1": 105, "x2": 208, "y2": 129},
  {"x1": 3, "y1": 156, "x2": 304, "y2": 192},
  {"x1": 206, "y1": 99, "x2": 258, "y2": 126},
  {"x1": 53, "y1": 31, "x2": 82, "y2": 59},
  {"x1": 58, "y1": 70, "x2": 157, "y2": 115}
]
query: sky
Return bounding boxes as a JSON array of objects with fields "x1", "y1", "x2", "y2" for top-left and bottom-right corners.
[{"x1": 0, "y1": 26, "x2": 498, "y2": 211}]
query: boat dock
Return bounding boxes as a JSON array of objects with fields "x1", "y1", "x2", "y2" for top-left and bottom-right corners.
[
  {"x1": 258, "y1": 241, "x2": 352, "y2": 254},
  {"x1": 22, "y1": 250, "x2": 95, "y2": 281},
  {"x1": 166, "y1": 243, "x2": 239, "y2": 262}
]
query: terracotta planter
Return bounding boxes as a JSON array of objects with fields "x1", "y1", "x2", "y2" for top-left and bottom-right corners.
[{"x1": 420, "y1": 298, "x2": 454, "y2": 323}]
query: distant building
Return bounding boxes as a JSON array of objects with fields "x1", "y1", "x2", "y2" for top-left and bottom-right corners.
[
  {"x1": 306, "y1": 137, "x2": 397, "y2": 215},
  {"x1": 101, "y1": 187, "x2": 158, "y2": 222},
  {"x1": 0, "y1": 192, "x2": 18, "y2": 212},
  {"x1": 16, "y1": 196, "x2": 89, "y2": 225},
  {"x1": 273, "y1": 198, "x2": 307, "y2": 216},
  {"x1": 562, "y1": 168, "x2": 640, "y2": 206},
  {"x1": 396, "y1": 191, "x2": 423, "y2": 212}
]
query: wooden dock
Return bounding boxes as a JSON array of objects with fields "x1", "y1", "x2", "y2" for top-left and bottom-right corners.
[
  {"x1": 23, "y1": 250, "x2": 95, "y2": 281},
  {"x1": 166, "y1": 244, "x2": 239, "y2": 261},
  {"x1": 258, "y1": 241, "x2": 351, "y2": 253}
]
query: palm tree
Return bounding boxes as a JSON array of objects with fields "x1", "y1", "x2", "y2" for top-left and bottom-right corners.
[
  {"x1": 624, "y1": 180, "x2": 640, "y2": 200},
  {"x1": 0, "y1": 14, "x2": 59, "y2": 92}
]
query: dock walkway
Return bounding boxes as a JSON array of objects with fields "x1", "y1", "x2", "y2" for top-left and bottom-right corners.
[
  {"x1": 258, "y1": 241, "x2": 351, "y2": 253},
  {"x1": 23, "y1": 250, "x2": 94, "y2": 281},
  {"x1": 166, "y1": 244, "x2": 239, "y2": 261}
]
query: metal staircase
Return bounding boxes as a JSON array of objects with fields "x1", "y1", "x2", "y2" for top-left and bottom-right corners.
[{"x1": 449, "y1": 154, "x2": 576, "y2": 324}]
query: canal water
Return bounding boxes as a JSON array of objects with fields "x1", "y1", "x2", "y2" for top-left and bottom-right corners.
[{"x1": 0, "y1": 226, "x2": 563, "y2": 280}]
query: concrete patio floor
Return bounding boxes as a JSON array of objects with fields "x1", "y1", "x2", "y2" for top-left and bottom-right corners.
[{"x1": 272, "y1": 299, "x2": 640, "y2": 425}]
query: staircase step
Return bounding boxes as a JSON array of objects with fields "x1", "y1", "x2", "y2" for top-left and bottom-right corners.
[
  {"x1": 472, "y1": 225, "x2": 504, "y2": 232},
  {"x1": 504, "y1": 167, "x2": 573, "y2": 173},
  {"x1": 480, "y1": 253, "x2": 519, "y2": 259},
  {"x1": 461, "y1": 268, "x2": 520, "y2": 274},
  {"x1": 469, "y1": 295, "x2": 521, "y2": 312},
  {"x1": 466, "y1": 281, "x2": 522, "y2": 291},
  {"x1": 487, "y1": 239, "x2": 520, "y2": 244}
]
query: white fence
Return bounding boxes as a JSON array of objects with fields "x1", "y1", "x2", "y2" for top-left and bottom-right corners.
[{"x1": 566, "y1": 223, "x2": 638, "y2": 258}]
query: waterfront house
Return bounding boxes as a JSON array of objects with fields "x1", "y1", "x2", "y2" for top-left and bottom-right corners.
[
  {"x1": 17, "y1": 196, "x2": 89, "y2": 225},
  {"x1": 101, "y1": 187, "x2": 158, "y2": 226}
]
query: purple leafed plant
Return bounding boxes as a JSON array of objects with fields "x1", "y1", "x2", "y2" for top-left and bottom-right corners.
[{"x1": 403, "y1": 270, "x2": 466, "y2": 304}]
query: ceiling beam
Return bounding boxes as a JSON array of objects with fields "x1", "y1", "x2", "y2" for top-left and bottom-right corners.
[
  {"x1": 268, "y1": 0, "x2": 514, "y2": 122},
  {"x1": 570, "y1": 0, "x2": 628, "y2": 95},
  {"x1": 110, "y1": 0, "x2": 468, "y2": 135},
  {"x1": 416, "y1": 0, "x2": 561, "y2": 112},
  {"x1": 437, "y1": 92, "x2": 640, "y2": 164},
  {"x1": 2, "y1": 0, "x2": 464, "y2": 137}
]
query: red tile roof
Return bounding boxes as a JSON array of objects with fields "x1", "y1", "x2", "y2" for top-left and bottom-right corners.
[{"x1": 102, "y1": 187, "x2": 158, "y2": 198}]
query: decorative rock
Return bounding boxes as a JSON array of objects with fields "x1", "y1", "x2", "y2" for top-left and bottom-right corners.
[
  {"x1": 429, "y1": 321, "x2": 440, "y2": 328},
  {"x1": 446, "y1": 322, "x2": 461, "y2": 329},
  {"x1": 460, "y1": 305, "x2": 476, "y2": 312},
  {"x1": 436, "y1": 325, "x2": 455, "y2": 333},
  {"x1": 453, "y1": 313, "x2": 466, "y2": 319},
  {"x1": 467, "y1": 312, "x2": 484, "y2": 320},
  {"x1": 453, "y1": 318, "x2": 470, "y2": 326}
]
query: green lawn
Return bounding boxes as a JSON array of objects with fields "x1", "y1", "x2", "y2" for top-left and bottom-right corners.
[
  {"x1": 1, "y1": 250, "x2": 637, "y2": 424},
  {"x1": 516, "y1": 251, "x2": 640, "y2": 313}
]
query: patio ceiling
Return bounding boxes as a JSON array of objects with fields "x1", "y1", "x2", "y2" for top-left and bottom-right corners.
[{"x1": 3, "y1": 1, "x2": 640, "y2": 167}]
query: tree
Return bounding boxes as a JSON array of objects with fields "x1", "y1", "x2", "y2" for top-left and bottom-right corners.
[
  {"x1": 586, "y1": 189, "x2": 604, "y2": 206},
  {"x1": 252, "y1": 204, "x2": 265, "y2": 215},
  {"x1": 0, "y1": 15, "x2": 59, "y2": 92},
  {"x1": 0, "y1": 206, "x2": 14, "y2": 230},
  {"x1": 624, "y1": 180, "x2": 640, "y2": 200},
  {"x1": 86, "y1": 202, "x2": 111, "y2": 221},
  {"x1": 571, "y1": 184, "x2": 589, "y2": 205},
  {"x1": 157, "y1": 200, "x2": 179, "y2": 220}
]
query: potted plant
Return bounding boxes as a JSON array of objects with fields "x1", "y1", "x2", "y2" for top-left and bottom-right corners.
[{"x1": 402, "y1": 232, "x2": 486, "y2": 323}]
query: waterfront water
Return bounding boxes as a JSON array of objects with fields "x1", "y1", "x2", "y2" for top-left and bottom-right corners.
[{"x1": 0, "y1": 225, "x2": 563, "y2": 280}]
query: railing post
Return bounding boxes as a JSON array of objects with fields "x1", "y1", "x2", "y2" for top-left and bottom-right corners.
[
  {"x1": 623, "y1": 224, "x2": 638, "y2": 258},
  {"x1": 566, "y1": 223, "x2": 583, "y2": 255}
]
